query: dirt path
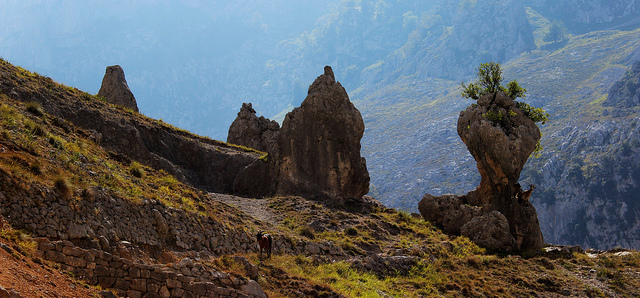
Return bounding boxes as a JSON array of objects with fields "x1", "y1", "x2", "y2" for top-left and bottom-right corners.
[{"x1": 208, "y1": 193, "x2": 279, "y2": 224}]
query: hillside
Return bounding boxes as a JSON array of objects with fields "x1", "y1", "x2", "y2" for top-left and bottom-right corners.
[
  {"x1": 1, "y1": 60, "x2": 640, "y2": 297},
  {"x1": 1, "y1": 0, "x2": 640, "y2": 265}
]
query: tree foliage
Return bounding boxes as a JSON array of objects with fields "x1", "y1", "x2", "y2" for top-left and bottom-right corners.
[
  {"x1": 461, "y1": 62, "x2": 549, "y2": 124},
  {"x1": 461, "y1": 62, "x2": 526, "y2": 100}
]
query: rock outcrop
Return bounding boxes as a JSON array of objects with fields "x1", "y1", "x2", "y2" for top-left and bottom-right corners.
[
  {"x1": 457, "y1": 92, "x2": 541, "y2": 206},
  {"x1": 420, "y1": 91, "x2": 544, "y2": 252},
  {"x1": 97, "y1": 65, "x2": 139, "y2": 112},
  {"x1": 0, "y1": 60, "x2": 259, "y2": 195},
  {"x1": 232, "y1": 66, "x2": 370, "y2": 203},
  {"x1": 227, "y1": 103, "x2": 280, "y2": 154},
  {"x1": 604, "y1": 60, "x2": 640, "y2": 108},
  {"x1": 276, "y1": 66, "x2": 370, "y2": 202}
]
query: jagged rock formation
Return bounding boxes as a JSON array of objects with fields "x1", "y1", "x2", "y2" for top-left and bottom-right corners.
[
  {"x1": 604, "y1": 60, "x2": 640, "y2": 108},
  {"x1": 420, "y1": 91, "x2": 544, "y2": 252},
  {"x1": 232, "y1": 66, "x2": 370, "y2": 202},
  {"x1": 457, "y1": 92, "x2": 541, "y2": 206},
  {"x1": 227, "y1": 103, "x2": 280, "y2": 154},
  {"x1": 276, "y1": 66, "x2": 369, "y2": 201},
  {"x1": 97, "y1": 65, "x2": 139, "y2": 112}
]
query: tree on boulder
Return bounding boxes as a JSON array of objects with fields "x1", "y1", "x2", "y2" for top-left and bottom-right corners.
[
  {"x1": 420, "y1": 62, "x2": 547, "y2": 252},
  {"x1": 462, "y1": 62, "x2": 548, "y2": 157}
]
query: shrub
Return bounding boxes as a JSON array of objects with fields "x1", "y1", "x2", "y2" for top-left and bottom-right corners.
[
  {"x1": 514, "y1": 101, "x2": 549, "y2": 124},
  {"x1": 48, "y1": 136, "x2": 65, "y2": 150},
  {"x1": 299, "y1": 226, "x2": 316, "y2": 239},
  {"x1": 25, "y1": 102, "x2": 44, "y2": 117},
  {"x1": 54, "y1": 176, "x2": 72, "y2": 198},
  {"x1": 344, "y1": 227, "x2": 358, "y2": 236},
  {"x1": 461, "y1": 62, "x2": 527, "y2": 100},
  {"x1": 129, "y1": 162, "x2": 146, "y2": 178},
  {"x1": 462, "y1": 62, "x2": 549, "y2": 126}
]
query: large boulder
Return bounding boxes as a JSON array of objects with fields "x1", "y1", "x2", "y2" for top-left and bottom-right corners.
[
  {"x1": 97, "y1": 65, "x2": 139, "y2": 112},
  {"x1": 227, "y1": 103, "x2": 280, "y2": 154},
  {"x1": 276, "y1": 66, "x2": 370, "y2": 202},
  {"x1": 461, "y1": 211, "x2": 516, "y2": 252},
  {"x1": 418, "y1": 194, "x2": 481, "y2": 235}
]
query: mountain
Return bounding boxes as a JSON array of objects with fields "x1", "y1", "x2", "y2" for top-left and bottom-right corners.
[{"x1": 1, "y1": 58, "x2": 640, "y2": 297}]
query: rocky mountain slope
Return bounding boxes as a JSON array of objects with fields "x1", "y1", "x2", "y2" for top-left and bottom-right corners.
[
  {"x1": 349, "y1": 1, "x2": 640, "y2": 251},
  {"x1": 527, "y1": 62, "x2": 640, "y2": 250},
  {"x1": 1, "y1": 60, "x2": 639, "y2": 297},
  {"x1": 2, "y1": 0, "x2": 640, "y2": 251}
]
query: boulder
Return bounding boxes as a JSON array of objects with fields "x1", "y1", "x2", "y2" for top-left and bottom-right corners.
[
  {"x1": 97, "y1": 65, "x2": 139, "y2": 112},
  {"x1": 460, "y1": 210, "x2": 516, "y2": 252},
  {"x1": 418, "y1": 194, "x2": 481, "y2": 235},
  {"x1": 276, "y1": 66, "x2": 370, "y2": 201},
  {"x1": 227, "y1": 102, "x2": 280, "y2": 154}
]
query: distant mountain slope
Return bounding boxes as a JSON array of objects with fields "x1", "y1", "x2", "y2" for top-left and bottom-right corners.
[{"x1": 356, "y1": 20, "x2": 640, "y2": 250}]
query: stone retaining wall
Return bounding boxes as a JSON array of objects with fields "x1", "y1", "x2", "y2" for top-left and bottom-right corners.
[
  {"x1": 0, "y1": 170, "x2": 257, "y2": 255},
  {"x1": 35, "y1": 238, "x2": 266, "y2": 298}
]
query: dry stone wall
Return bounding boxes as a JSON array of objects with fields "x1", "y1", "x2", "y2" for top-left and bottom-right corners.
[
  {"x1": 35, "y1": 238, "x2": 267, "y2": 298},
  {"x1": 0, "y1": 169, "x2": 260, "y2": 256}
]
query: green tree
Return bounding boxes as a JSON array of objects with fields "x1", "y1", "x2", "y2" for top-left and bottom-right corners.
[
  {"x1": 461, "y1": 62, "x2": 550, "y2": 157},
  {"x1": 461, "y1": 62, "x2": 526, "y2": 100},
  {"x1": 543, "y1": 21, "x2": 568, "y2": 43}
]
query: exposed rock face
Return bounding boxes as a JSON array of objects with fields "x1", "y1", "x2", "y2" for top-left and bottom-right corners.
[
  {"x1": 461, "y1": 211, "x2": 516, "y2": 252},
  {"x1": 230, "y1": 66, "x2": 370, "y2": 201},
  {"x1": 526, "y1": 0, "x2": 640, "y2": 25},
  {"x1": 227, "y1": 102, "x2": 280, "y2": 154},
  {"x1": 276, "y1": 66, "x2": 370, "y2": 201},
  {"x1": 97, "y1": 65, "x2": 139, "y2": 112},
  {"x1": 604, "y1": 60, "x2": 640, "y2": 108},
  {"x1": 420, "y1": 91, "x2": 544, "y2": 252}
]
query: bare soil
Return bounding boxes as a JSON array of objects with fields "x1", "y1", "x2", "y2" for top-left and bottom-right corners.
[{"x1": 0, "y1": 236, "x2": 101, "y2": 297}]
